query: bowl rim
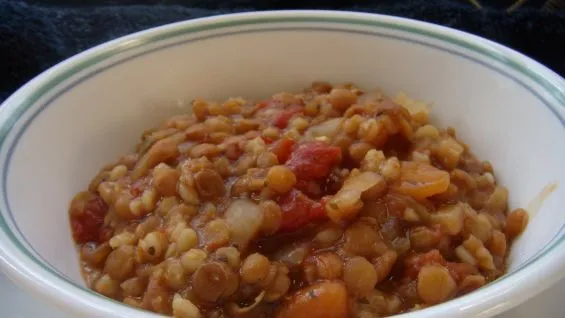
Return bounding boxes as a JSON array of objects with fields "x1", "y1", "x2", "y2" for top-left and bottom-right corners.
[{"x1": 0, "y1": 10, "x2": 565, "y2": 318}]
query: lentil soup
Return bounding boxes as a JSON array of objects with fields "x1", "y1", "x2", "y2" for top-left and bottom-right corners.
[{"x1": 68, "y1": 82, "x2": 528, "y2": 317}]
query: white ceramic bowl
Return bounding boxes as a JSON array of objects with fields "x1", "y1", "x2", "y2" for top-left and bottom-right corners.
[{"x1": 0, "y1": 10, "x2": 564, "y2": 318}]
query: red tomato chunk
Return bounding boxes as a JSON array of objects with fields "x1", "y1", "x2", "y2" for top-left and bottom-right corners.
[
  {"x1": 270, "y1": 138, "x2": 296, "y2": 163},
  {"x1": 70, "y1": 195, "x2": 109, "y2": 244},
  {"x1": 404, "y1": 249, "x2": 446, "y2": 279},
  {"x1": 286, "y1": 141, "x2": 341, "y2": 181},
  {"x1": 277, "y1": 189, "x2": 328, "y2": 233},
  {"x1": 272, "y1": 105, "x2": 304, "y2": 129}
]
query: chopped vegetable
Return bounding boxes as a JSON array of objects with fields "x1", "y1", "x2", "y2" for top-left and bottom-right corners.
[
  {"x1": 277, "y1": 189, "x2": 328, "y2": 233},
  {"x1": 305, "y1": 117, "x2": 344, "y2": 140},
  {"x1": 70, "y1": 193, "x2": 110, "y2": 244},
  {"x1": 224, "y1": 199, "x2": 263, "y2": 250},
  {"x1": 272, "y1": 105, "x2": 304, "y2": 129},
  {"x1": 393, "y1": 161, "x2": 450, "y2": 199},
  {"x1": 269, "y1": 138, "x2": 296, "y2": 163},
  {"x1": 404, "y1": 249, "x2": 446, "y2": 279},
  {"x1": 286, "y1": 141, "x2": 341, "y2": 181},
  {"x1": 277, "y1": 281, "x2": 348, "y2": 318},
  {"x1": 326, "y1": 171, "x2": 386, "y2": 223}
]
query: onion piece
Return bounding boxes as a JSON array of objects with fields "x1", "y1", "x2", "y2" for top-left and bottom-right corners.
[
  {"x1": 394, "y1": 92, "x2": 429, "y2": 125},
  {"x1": 341, "y1": 171, "x2": 385, "y2": 193},
  {"x1": 138, "y1": 128, "x2": 178, "y2": 154},
  {"x1": 272, "y1": 244, "x2": 309, "y2": 268},
  {"x1": 228, "y1": 291, "x2": 266, "y2": 315},
  {"x1": 177, "y1": 141, "x2": 196, "y2": 154},
  {"x1": 358, "y1": 90, "x2": 383, "y2": 105},
  {"x1": 326, "y1": 171, "x2": 385, "y2": 223},
  {"x1": 131, "y1": 137, "x2": 179, "y2": 179},
  {"x1": 305, "y1": 117, "x2": 344, "y2": 140},
  {"x1": 224, "y1": 199, "x2": 263, "y2": 250}
]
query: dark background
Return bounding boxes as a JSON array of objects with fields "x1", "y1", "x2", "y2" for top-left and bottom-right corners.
[{"x1": 1, "y1": 0, "x2": 564, "y2": 102}]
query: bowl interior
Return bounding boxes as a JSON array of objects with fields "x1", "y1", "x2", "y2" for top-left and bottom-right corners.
[{"x1": 1, "y1": 14, "x2": 564, "y2": 302}]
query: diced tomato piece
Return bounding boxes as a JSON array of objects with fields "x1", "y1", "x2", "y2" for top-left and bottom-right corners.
[
  {"x1": 225, "y1": 141, "x2": 244, "y2": 161},
  {"x1": 277, "y1": 189, "x2": 328, "y2": 233},
  {"x1": 130, "y1": 179, "x2": 146, "y2": 197},
  {"x1": 256, "y1": 100, "x2": 270, "y2": 110},
  {"x1": 404, "y1": 250, "x2": 474, "y2": 282},
  {"x1": 404, "y1": 249, "x2": 446, "y2": 279},
  {"x1": 269, "y1": 138, "x2": 296, "y2": 163},
  {"x1": 262, "y1": 136, "x2": 275, "y2": 144},
  {"x1": 98, "y1": 226, "x2": 114, "y2": 242},
  {"x1": 70, "y1": 195, "x2": 109, "y2": 244},
  {"x1": 71, "y1": 220, "x2": 85, "y2": 241},
  {"x1": 272, "y1": 105, "x2": 303, "y2": 129},
  {"x1": 311, "y1": 196, "x2": 330, "y2": 220},
  {"x1": 286, "y1": 141, "x2": 341, "y2": 181}
]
